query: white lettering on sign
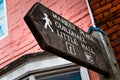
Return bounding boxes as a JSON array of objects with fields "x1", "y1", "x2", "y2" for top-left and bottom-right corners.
[
  {"x1": 55, "y1": 21, "x2": 87, "y2": 44},
  {"x1": 57, "y1": 29, "x2": 78, "y2": 46},
  {"x1": 52, "y1": 13, "x2": 76, "y2": 31},
  {"x1": 81, "y1": 43, "x2": 95, "y2": 55},
  {"x1": 41, "y1": 12, "x2": 97, "y2": 62},
  {"x1": 66, "y1": 42, "x2": 76, "y2": 55},
  {"x1": 42, "y1": 13, "x2": 54, "y2": 32},
  {"x1": 79, "y1": 29, "x2": 94, "y2": 42},
  {"x1": 52, "y1": 12, "x2": 96, "y2": 60}
]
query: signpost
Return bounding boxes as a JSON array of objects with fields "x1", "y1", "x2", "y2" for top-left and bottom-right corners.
[{"x1": 24, "y1": 2, "x2": 109, "y2": 76}]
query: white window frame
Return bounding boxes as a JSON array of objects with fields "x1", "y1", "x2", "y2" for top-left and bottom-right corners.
[
  {"x1": 0, "y1": 56, "x2": 90, "y2": 80},
  {"x1": 0, "y1": 0, "x2": 8, "y2": 40},
  {"x1": 86, "y1": 0, "x2": 96, "y2": 27}
]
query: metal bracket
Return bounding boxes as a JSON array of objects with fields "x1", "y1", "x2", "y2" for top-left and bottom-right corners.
[{"x1": 88, "y1": 26, "x2": 108, "y2": 36}]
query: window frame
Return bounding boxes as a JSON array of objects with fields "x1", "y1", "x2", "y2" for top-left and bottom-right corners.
[
  {"x1": 0, "y1": 0, "x2": 8, "y2": 40},
  {"x1": 35, "y1": 64, "x2": 81, "y2": 80}
]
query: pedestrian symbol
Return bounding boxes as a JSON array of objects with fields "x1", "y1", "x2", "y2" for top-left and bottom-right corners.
[{"x1": 42, "y1": 13, "x2": 54, "y2": 32}]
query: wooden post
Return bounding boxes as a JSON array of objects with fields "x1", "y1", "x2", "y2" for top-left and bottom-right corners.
[{"x1": 92, "y1": 31, "x2": 120, "y2": 80}]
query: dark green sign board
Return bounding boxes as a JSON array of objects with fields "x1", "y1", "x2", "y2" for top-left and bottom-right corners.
[{"x1": 24, "y1": 2, "x2": 108, "y2": 76}]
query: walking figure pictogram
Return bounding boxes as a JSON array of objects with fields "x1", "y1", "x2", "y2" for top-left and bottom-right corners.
[{"x1": 42, "y1": 13, "x2": 53, "y2": 32}]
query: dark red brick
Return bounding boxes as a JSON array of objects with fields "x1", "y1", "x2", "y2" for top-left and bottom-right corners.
[
  {"x1": 110, "y1": 4, "x2": 120, "y2": 13},
  {"x1": 111, "y1": 40, "x2": 117, "y2": 47},
  {"x1": 116, "y1": 38, "x2": 120, "y2": 44},
  {"x1": 117, "y1": 31, "x2": 120, "y2": 36},
  {"x1": 118, "y1": 62, "x2": 120, "y2": 67},
  {"x1": 99, "y1": 24, "x2": 108, "y2": 30},
  {"x1": 103, "y1": 11, "x2": 110, "y2": 17},
  {"x1": 92, "y1": 3, "x2": 100, "y2": 10},
  {"x1": 111, "y1": 33, "x2": 118, "y2": 41},
  {"x1": 90, "y1": 0, "x2": 98, "y2": 5},
  {"x1": 106, "y1": 0, "x2": 112, "y2": 3},
  {"x1": 115, "y1": 53, "x2": 120, "y2": 60},
  {"x1": 112, "y1": 0, "x2": 120, "y2": 6},
  {"x1": 113, "y1": 17, "x2": 120, "y2": 25},
  {"x1": 94, "y1": 3, "x2": 112, "y2": 15},
  {"x1": 106, "y1": 24, "x2": 119, "y2": 34},
  {"x1": 94, "y1": 13, "x2": 103, "y2": 21},
  {"x1": 107, "y1": 21, "x2": 114, "y2": 27},
  {"x1": 116, "y1": 46, "x2": 120, "y2": 53},
  {"x1": 100, "y1": 0, "x2": 106, "y2": 6}
]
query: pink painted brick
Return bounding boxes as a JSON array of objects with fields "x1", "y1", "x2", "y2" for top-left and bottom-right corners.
[{"x1": 0, "y1": 0, "x2": 91, "y2": 69}]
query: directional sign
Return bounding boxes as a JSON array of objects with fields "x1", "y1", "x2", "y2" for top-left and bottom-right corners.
[{"x1": 24, "y1": 2, "x2": 109, "y2": 76}]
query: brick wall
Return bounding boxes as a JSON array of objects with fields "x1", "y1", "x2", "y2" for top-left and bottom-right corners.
[{"x1": 89, "y1": 0, "x2": 120, "y2": 67}]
